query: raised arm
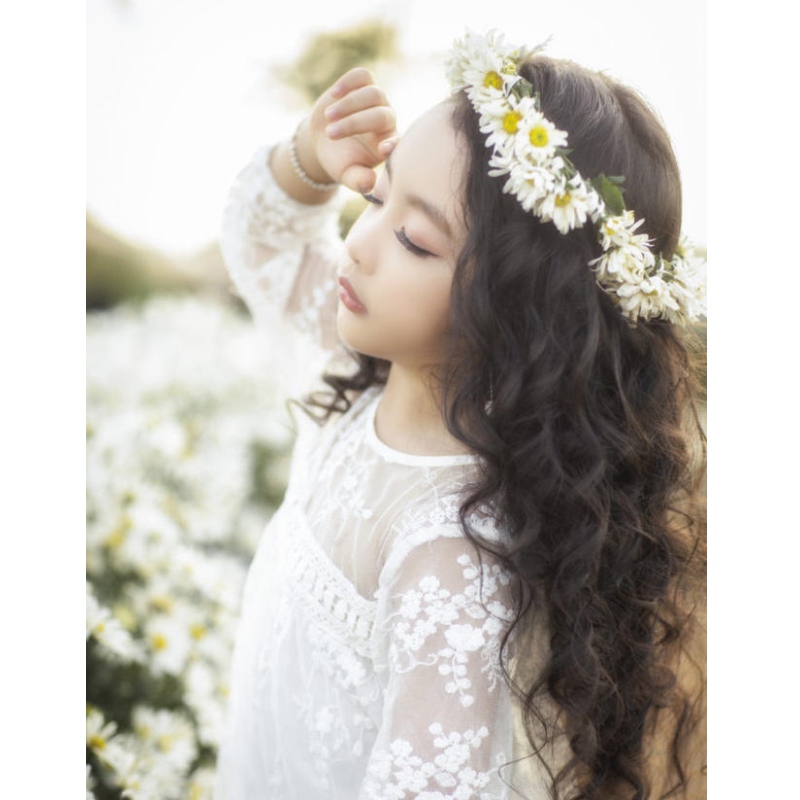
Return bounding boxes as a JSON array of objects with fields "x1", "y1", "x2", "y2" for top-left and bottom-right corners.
[
  {"x1": 219, "y1": 69, "x2": 397, "y2": 385},
  {"x1": 273, "y1": 66, "x2": 398, "y2": 202}
]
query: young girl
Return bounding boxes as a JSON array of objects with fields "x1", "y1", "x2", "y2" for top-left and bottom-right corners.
[{"x1": 214, "y1": 30, "x2": 706, "y2": 800}]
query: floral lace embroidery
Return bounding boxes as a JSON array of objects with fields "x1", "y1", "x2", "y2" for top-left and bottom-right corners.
[
  {"x1": 306, "y1": 626, "x2": 383, "y2": 718},
  {"x1": 223, "y1": 145, "x2": 342, "y2": 251},
  {"x1": 388, "y1": 553, "x2": 514, "y2": 708},
  {"x1": 288, "y1": 527, "x2": 377, "y2": 657},
  {"x1": 294, "y1": 269, "x2": 338, "y2": 341},
  {"x1": 362, "y1": 723, "x2": 498, "y2": 800},
  {"x1": 215, "y1": 146, "x2": 526, "y2": 799},
  {"x1": 293, "y1": 700, "x2": 349, "y2": 787}
]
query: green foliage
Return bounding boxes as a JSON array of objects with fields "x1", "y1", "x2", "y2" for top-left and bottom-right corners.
[
  {"x1": 87, "y1": 215, "x2": 184, "y2": 309},
  {"x1": 86, "y1": 295, "x2": 294, "y2": 798},
  {"x1": 86, "y1": 215, "x2": 233, "y2": 311},
  {"x1": 688, "y1": 320, "x2": 707, "y2": 402},
  {"x1": 277, "y1": 20, "x2": 398, "y2": 105},
  {"x1": 590, "y1": 174, "x2": 627, "y2": 216}
]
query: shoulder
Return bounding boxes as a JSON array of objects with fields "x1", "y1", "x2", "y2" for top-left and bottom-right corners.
[
  {"x1": 373, "y1": 523, "x2": 518, "y2": 681},
  {"x1": 378, "y1": 510, "x2": 509, "y2": 600}
]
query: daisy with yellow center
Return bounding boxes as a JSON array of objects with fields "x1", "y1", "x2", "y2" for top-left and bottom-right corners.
[
  {"x1": 496, "y1": 161, "x2": 557, "y2": 211},
  {"x1": 86, "y1": 588, "x2": 142, "y2": 662},
  {"x1": 529, "y1": 124, "x2": 549, "y2": 148},
  {"x1": 483, "y1": 70, "x2": 503, "y2": 90},
  {"x1": 446, "y1": 28, "x2": 706, "y2": 325},
  {"x1": 536, "y1": 177, "x2": 596, "y2": 234},
  {"x1": 86, "y1": 707, "x2": 130, "y2": 772},
  {"x1": 502, "y1": 109, "x2": 523, "y2": 134},
  {"x1": 517, "y1": 113, "x2": 568, "y2": 163},
  {"x1": 480, "y1": 96, "x2": 525, "y2": 150},
  {"x1": 145, "y1": 614, "x2": 191, "y2": 675}
]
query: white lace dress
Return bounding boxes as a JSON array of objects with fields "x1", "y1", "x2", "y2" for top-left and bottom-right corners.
[{"x1": 214, "y1": 148, "x2": 548, "y2": 799}]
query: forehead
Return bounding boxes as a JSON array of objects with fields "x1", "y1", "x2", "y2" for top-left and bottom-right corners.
[{"x1": 390, "y1": 103, "x2": 467, "y2": 232}]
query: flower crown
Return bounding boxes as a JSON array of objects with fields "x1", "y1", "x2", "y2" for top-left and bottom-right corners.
[{"x1": 445, "y1": 30, "x2": 706, "y2": 326}]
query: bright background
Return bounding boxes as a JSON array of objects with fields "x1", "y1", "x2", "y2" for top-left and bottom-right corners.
[
  {"x1": 4, "y1": 2, "x2": 800, "y2": 797},
  {"x1": 87, "y1": 0, "x2": 707, "y2": 256}
]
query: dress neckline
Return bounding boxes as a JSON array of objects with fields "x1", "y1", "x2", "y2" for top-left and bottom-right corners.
[{"x1": 362, "y1": 390, "x2": 478, "y2": 468}]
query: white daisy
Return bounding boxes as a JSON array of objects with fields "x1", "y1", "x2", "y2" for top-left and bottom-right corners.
[
  {"x1": 186, "y1": 767, "x2": 217, "y2": 800},
  {"x1": 480, "y1": 94, "x2": 544, "y2": 155},
  {"x1": 87, "y1": 708, "x2": 136, "y2": 775},
  {"x1": 102, "y1": 741, "x2": 137, "y2": 780},
  {"x1": 496, "y1": 159, "x2": 558, "y2": 212},
  {"x1": 597, "y1": 210, "x2": 647, "y2": 251},
  {"x1": 486, "y1": 149, "x2": 518, "y2": 179},
  {"x1": 185, "y1": 661, "x2": 227, "y2": 747},
  {"x1": 445, "y1": 27, "x2": 708, "y2": 326},
  {"x1": 144, "y1": 613, "x2": 192, "y2": 676},
  {"x1": 516, "y1": 110, "x2": 568, "y2": 164},
  {"x1": 114, "y1": 739, "x2": 185, "y2": 800},
  {"x1": 615, "y1": 274, "x2": 678, "y2": 322},
  {"x1": 661, "y1": 259, "x2": 707, "y2": 324},
  {"x1": 535, "y1": 176, "x2": 596, "y2": 233},
  {"x1": 86, "y1": 707, "x2": 117, "y2": 754},
  {"x1": 591, "y1": 231, "x2": 656, "y2": 286},
  {"x1": 478, "y1": 97, "x2": 522, "y2": 152},
  {"x1": 448, "y1": 37, "x2": 504, "y2": 95},
  {"x1": 132, "y1": 706, "x2": 198, "y2": 774},
  {"x1": 86, "y1": 589, "x2": 142, "y2": 662},
  {"x1": 448, "y1": 29, "x2": 545, "y2": 93}
]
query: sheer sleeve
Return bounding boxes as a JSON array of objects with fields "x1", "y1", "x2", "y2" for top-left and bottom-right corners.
[
  {"x1": 362, "y1": 531, "x2": 518, "y2": 799},
  {"x1": 219, "y1": 146, "x2": 347, "y2": 391}
]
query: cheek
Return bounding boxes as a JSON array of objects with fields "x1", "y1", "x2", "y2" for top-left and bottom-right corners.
[
  {"x1": 336, "y1": 270, "x2": 454, "y2": 360},
  {"x1": 388, "y1": 271, "x2": 452, "y2": 332}
]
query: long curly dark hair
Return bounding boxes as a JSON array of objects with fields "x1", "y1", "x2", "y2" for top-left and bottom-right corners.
[{"x1": 308, "y1": 55, "x2": 706, "y2": 800}]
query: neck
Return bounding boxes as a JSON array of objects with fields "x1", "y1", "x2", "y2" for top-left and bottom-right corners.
[{"x1": 375, "y1": 363, "x2": 470, "y2": 457}]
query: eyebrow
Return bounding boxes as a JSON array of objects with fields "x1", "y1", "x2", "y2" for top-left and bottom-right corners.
[{"x1": 385, "y1": 155, "x2": 453, "y2": 239}]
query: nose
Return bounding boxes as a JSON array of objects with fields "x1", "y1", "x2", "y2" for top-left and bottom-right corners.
[{"x1": 344, "y1": 205, "x2": 380, "y2": 273}]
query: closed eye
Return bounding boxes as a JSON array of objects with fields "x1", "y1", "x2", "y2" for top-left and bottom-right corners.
[
  {"x1": 362, "y1": 194, "x2": 433, "y2": 258},
  {"x1": 395, "y1": 228, "x2": 432, "y2": 258}
]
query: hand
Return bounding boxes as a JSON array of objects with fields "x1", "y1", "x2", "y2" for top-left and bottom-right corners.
[{"x1": 297, "y1": 68, "x2": 398, "y2": 194}]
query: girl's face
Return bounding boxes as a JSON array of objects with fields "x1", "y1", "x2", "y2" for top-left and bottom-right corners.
[{"x1": 337, "y1": 103, "x2": 468, "y2": 370}]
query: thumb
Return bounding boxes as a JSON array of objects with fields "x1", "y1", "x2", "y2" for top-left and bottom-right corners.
[{"x1": 340, "y1": 164, "x2": 377, "y2": 195}]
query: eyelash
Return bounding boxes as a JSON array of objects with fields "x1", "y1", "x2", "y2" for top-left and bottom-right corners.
[
  {"x1": 395, "y1": 228, "x2": 431, "y2": 258},
  {"x1": 361, "y1": 193, "x2": 433, "y2": 258}
]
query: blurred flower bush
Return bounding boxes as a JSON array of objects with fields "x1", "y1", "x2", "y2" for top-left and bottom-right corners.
[{"x1": 86, "y1": 294, "x2": 293, "y2": 799}]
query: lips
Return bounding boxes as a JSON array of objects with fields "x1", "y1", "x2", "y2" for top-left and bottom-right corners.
[{"x1": 337, "y1": 276, "x2": 367, "y2": 314}]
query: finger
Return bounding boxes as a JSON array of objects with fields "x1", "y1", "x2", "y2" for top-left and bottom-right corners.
[
  {"x1": 325, "y1": 106, "x2": 396, "y2": 140},
  {"x1": 340, "y1": 163, "x2": 378, "y2": 194},
  {"x1": 378, "y1": 136, "x2": 398, "y2": 157},
  {"x1": 328, "y1": 67, "x2": 375, "y2": 100},
  {"x1": 325, "y1": 84, "x2": 390, "y2": 122},
  {"x1": 313, "y1": 69, "x2": 376, "y2": 124}
]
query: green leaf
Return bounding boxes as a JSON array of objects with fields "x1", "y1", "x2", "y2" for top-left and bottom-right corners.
[
  {"x1": 510, "y1": 78, "x2": 533, "y2": 101},
  {"x1": 592, "y1": 174, "x2": 627, "y2": 216},
  {"x1": 557, "y1": 154, "x2": 577, "y2": 179}
]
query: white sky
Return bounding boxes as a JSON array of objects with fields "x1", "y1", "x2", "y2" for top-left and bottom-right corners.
[{"x1": 87, "y1": 0, "x2": 707, "y2": 255}]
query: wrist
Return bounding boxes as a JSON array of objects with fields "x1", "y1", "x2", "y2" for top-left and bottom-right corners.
[{"x1": 291, "y1": 119, "x2": 337, "y2": 191}]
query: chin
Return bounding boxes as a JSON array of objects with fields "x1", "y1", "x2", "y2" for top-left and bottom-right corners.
[{"x1": 336, "y1": 314, "x2": 377, "y2": 360}]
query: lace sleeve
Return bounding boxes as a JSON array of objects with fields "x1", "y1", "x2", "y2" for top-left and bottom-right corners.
[
  {"x1": 362, "y1": 532, "x2": 518, "y2": 799},
  {"x1": 219, "y1": 146, "x2": 347, "y2": 388}
]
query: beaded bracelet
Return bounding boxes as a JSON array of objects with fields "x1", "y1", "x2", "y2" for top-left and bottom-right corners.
[{"x1": 289, "y1": 120, "x2": 338, "y2": 192}]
